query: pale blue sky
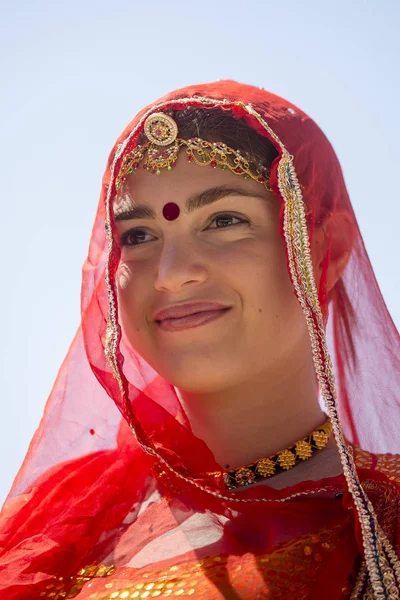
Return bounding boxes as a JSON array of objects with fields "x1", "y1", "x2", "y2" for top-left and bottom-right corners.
[{"x1": 1, "y1": 0, "x2": 399, "y2": 503}]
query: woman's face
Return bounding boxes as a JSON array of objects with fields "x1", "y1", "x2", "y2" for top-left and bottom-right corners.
[{"x1": 115, "y1": 153, "x2": 309, "y2": 392}]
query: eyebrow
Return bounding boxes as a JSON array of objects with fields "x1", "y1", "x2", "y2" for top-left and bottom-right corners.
[{"x1": 114, "y1": 185, "x2": 268, "y2": 221}]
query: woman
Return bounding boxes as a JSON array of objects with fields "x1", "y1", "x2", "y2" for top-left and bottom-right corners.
[{"x1": 1, "y1": 80, "x2": 399, "y2": 599}]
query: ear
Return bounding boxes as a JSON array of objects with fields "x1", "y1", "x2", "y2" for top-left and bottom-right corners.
[{"x1": 311, "y1": 210, "x2": 355, "y2": 295}]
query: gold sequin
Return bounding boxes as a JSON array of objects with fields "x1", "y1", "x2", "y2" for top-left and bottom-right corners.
[
  {"x1": 144, "y1": 583, "x2": 155, "y2": 590},
  {"x1": 321, "y1": 542, "x2": 331, "y2": 551}
]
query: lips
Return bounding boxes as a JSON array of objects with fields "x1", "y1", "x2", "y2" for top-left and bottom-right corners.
[{"x1": 154, "y1": 302, "x2": 231, "y2": 332}]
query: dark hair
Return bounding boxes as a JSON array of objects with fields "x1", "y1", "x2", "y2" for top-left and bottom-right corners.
[{"x1": 139, "y1": 107, "x2": 279, "y2": 170}]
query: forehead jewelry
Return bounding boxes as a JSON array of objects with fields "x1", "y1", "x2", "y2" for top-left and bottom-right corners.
[{"x1": 115, "y1": 112, "x2": 272, "y2": 196}]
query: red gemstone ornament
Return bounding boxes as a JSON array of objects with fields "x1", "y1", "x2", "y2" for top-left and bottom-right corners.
[{"x1": 162, "y1": 202, "x2": 180, "y2": 221}]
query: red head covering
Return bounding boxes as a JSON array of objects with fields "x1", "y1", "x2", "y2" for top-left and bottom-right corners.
[{"x1": 1, "y1": 81, "x2": 399, "y2": 599}]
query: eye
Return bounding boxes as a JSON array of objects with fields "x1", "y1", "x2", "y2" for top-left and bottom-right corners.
[
  {"x1": 120, "y1": 228, "x2": 155, "y2": 247},
  {"x1": 207, "y1": 213, "x2": 248, "y2": 229}
]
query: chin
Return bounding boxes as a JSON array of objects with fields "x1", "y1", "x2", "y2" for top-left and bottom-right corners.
[
  {"x1": 155, "y1": 360, "x2": 242, "y2": 394},
  {"x1": 128, "y1": 336, "x2": 251, "y2": 392}
]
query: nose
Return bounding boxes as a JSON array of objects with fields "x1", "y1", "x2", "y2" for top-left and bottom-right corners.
[{"x1": 154, "y1": 239, "x2": 208, "y2": 294}]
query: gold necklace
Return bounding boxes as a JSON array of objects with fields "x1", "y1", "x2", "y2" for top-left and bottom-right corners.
[{"x1": 223, "y1": 419, "x2": 333, "y2": 489}]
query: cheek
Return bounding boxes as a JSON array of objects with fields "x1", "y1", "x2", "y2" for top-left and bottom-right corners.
[
  {"x1": 116, "y1": 261, "x2": 158, "y2": 354},
  {"x1": 238, "y1": 239, "x2": 301, "y2": 326}
]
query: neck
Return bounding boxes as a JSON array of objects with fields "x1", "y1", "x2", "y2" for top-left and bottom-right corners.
[{"x1": 176, "y1": 344, "x2": 330, "y2": 469}]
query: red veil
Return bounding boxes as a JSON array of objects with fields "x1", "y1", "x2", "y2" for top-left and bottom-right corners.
[{"x1": 1, "y1": 81, "x2": 399, "y2": 600}]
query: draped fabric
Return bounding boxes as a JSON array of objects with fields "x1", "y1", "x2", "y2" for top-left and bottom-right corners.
[{"x1": 1, "y1": 81, "x2": 399, "y2": 600}]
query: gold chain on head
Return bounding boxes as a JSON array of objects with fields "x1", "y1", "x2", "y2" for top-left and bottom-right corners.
[{"x1": 115, "y1": 112, "x2": 272, "y2": 192}]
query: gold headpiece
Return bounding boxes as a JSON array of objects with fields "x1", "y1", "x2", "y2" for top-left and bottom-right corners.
[{"x1": 115, "y1": 112, "x2": 271, "y2": 191}]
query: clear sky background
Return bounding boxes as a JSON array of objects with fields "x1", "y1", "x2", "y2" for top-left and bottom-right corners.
[{"x1": 1, "y1": 0, "x2": 399, "y2": 504}]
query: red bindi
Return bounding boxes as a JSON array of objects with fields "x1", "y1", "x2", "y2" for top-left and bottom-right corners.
[{"x1": 162, "y1": 202, "x2": 180, "y2": 221}]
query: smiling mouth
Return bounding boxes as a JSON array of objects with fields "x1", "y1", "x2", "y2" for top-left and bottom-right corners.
[{"x1": 156, "y1": 308, "x2": 231, "y2": 332}]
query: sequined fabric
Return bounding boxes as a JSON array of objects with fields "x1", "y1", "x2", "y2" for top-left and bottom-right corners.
[{"x1": 41, "y1": 524, "x2": 358, "y2": 599}]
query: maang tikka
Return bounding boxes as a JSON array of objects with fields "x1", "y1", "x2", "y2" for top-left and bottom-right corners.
[{"x1": 115, "y1": 112, "x2": 272, "y2": 193}]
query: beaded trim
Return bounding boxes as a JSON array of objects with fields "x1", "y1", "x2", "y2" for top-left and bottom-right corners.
[
  {"x1": 103, "y1": 96, "x2": 400, "y2": 599},
  {"x1": 115, "y1": 135, "x2": 271, "y2": 192},
  {"x1": 222, "y1": 419, "x2": 332, "y2": 489}
]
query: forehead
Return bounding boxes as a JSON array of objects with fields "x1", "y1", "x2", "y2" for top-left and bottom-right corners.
[{"x1": 123, "y1": 152, "x2": 271, "y2": 208}]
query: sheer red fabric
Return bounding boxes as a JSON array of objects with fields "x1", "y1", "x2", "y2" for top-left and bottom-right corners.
[{"x1": 1, "y1": 81, "x2": 399, "y2": 599}]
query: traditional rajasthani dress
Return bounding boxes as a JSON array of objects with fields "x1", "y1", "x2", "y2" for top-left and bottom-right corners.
[{"x1": 1, "y1": 81, "x2": 399, "y2": 600}]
